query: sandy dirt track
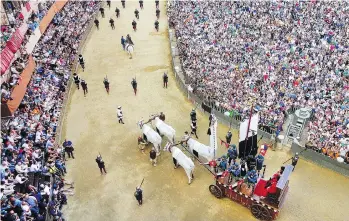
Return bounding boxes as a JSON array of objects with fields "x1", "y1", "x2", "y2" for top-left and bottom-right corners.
[{"x1": 61, "y1": 1, "x2": 349, "y2": 221}]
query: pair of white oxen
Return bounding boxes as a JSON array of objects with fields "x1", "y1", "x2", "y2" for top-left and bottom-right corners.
[{"x1": 138, "y1": 115, "x2": 218, "y2": 184}]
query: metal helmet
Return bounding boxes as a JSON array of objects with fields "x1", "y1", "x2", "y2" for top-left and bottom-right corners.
[{"x1": 118, "y1": 106, "x2": 121, "y2": 109}]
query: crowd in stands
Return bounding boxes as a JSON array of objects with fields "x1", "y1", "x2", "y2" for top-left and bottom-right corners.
[
  {"x1": 1, "y1": 1, "x2": 99, "y2": 220},
  {"x1": 168, "y1": 1, "x2": 349, "y2": 163},
  {"x1": 1, "y1": 1, "x2": 56, "y2": 104}
]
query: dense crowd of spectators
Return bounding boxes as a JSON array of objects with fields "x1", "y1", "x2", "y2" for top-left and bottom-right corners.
[
  {"x1": 1, "y1": 1, "x2": 99, "y2": 220},
  {"x1": 168, "y1": 1, "x2": 349, "y2": 162},
  {"x1": 1, "y1": 1, "x2": 56, "y2": 104}
]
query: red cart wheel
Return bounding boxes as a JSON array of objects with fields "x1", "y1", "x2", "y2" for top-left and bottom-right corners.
[
  {"x1": 209, "y1": 185, "x2": 223, "y2": 199},
  {"x1": 251, "y1": 204, "x2": 272, "y2": 221}
]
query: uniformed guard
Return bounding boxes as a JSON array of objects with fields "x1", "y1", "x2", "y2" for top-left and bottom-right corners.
[
  {"x1": 155, "y1": 0, "x2": 159, "y2": 9},
  {"x1": 99, "y1": 7, "x2": 105, "y2": 18},
  {"x1": 190, "y1": 108, "x2": 197, "y2": 121},
  {"x1": 73, "y1": 73, "x2": 80, "y2": 90},
  {"x1": 156, "y1": 8, "x2": 160, "y2": 19},
  {"x1": 81, "y1": 79, "x2": 88, "y2": 97},
  {"x1": 227, "y1": 144, "x2": 238, "y2": 164},
  {"x1": 117, "y1": 106, "x2": 125, "y2": 124},
  {"x1": 109, "y1": 18, "x2": 115, "y2": 29},
  {"x1": 190, "y1": 120, "x2": 198, "y2": 138},
  {"x1": 121, "y1": 0, "x2": 125, "y2": 8},
  {"x1": 246, "y1": 155, "x2": 256, "y2": 171},
  {"x1": 78, "y1": 54, "x2": 85, "y2": 71},
  {"x1": 292, "y1": 152, "x2": 299, "y2": 171},
  {"x1": 103, "y1": 77, "x2": 110, "y2": 94},
  {"x1": 139, "y1": 0, "x2": 144, "y2": 9},
  {"x1": 256, "y1": 154, "x2": 265, "y2": 174},
  {"x1": 134, "y1": 9, "x2": 139, "y2": 20},
  {"x1": 134, "y1": 187, "x2": 143, "y2": 205},
  {"x1": 132, "y1": 20, "x2": 137, "y2": 31},
  {"x1": 162, "y1": 72, "x2": 168, "y2": 88},
  {"x1": 155, "y1": 20, "x2": 159, "y2": 32},
  {"x1": 247, "y1": 169, "x2": 258, "y2": 185},
  {"x1": 115, "y1": 7, "x2": 120, "y2": 18},
  {"x1": 96, "y1": 155, "x2": 107, "y2": 175},
  {"x1": 159, "y1": 112, "x2": 165, "y2": 121},
  {"x1": 107, "y1": 0, "x2": 111, "y2": 8},
  {"x1": 226, "y1": 131, "x2": 232, "y2": 144},
  {"x1": 131, "y1": 78, "x2": 137, "y2": 95},
  {"x1": 94, "y1": 18, "x2": 99, "y2": 29}
]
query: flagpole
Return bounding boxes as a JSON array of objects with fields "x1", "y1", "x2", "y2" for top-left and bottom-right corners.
[{"x1": 243, "y1": 103, "x2": 254, "y2": 159}]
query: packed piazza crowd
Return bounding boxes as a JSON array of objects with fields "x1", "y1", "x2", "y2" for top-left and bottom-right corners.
[
  {"x1": 1, "y1": 1, "x2": 56, "y2": 102},
  {"x1": 1, "y1": 1, "x2": 99, "y2": 220},
  {"x1": 168, "y1": 1, "x2": 349, "y2": 163}
]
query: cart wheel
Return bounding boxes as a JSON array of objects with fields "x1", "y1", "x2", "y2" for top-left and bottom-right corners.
[
  {"x1": 251, "y1": 204, "x2": 272, "y2": 221},
  {"x1": 209, "y1": 185, "x2": 223, "y2": 199}
]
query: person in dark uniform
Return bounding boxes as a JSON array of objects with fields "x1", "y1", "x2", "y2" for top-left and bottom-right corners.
[
  {"x1": 121, "y1": 0, "x2": 125, "y2": 8},
  {"x1": 96, "y1": 155, "x2": 107, "y2": 175},
  {"x1": 256, "y1": 154, "x2": 264, "y2": 174},
  {"x1": 190, "y1": 109, "x2": 197, "y2": 121},
  {"x1": 156, "y1": 8, "x2": 160, "y2": 19},
  {"x1": 99, "y1": 7, "x2": 105, "y2": 18},
  {"x1": 107, "y1": 0, "x2": 111, "y2": 8},
  {"x1": 94, "y1": 18, "x2": 99, "y2": 29},
  {"x1": 159, "y1": 112, "x2": 165, "y2": 121},
  {"x1": 155, "y1": 0, "x2": 159, "y2": 8},
  {"x1": 73, "y1": 73, "x2": 80, "y2": 89},
  {"x1": 190, "y1": 120, "x2": 198, "y2": 139},
  {"x1": 109, "y1": 18, "x2": 115, "y2": 29},
  {"x1": 155, "y1": 20, "x2": 159, "y2": 31},
  {"x1": 226, "y1": 131, "x2": 232, "y2": 144},
  {"x1": 139, "y1": 0, "x2": 144, "y2": 9},
  {"x1": 81, "y1": 80, "x2": 88, "y2": 96},
  {"x1": 246, "y1": 155, "x2": 256, "y2": 171},
  {"x1": 103, "y1": 77, "x2": 110, "y2": 94},
  {"x1": 131, "y1": 78, "x2": 137, "y2": 95},
  {"x1": 126, "y1": 34, "x2": 134, "y2": 45},
  {"x1": 134, "y1": 9, "x2": 139, "y2": 20},
  {"x1": 115, "y1": 7, "x2": 120, "y2": 18},
  {"x1": 121, "y1": 36, "x2": 126, "y2": 50},
  {"x1": 240, "y1": 159, "x2": 247, "y2": 177},
  {"x1": 291, "y1": 152, "x2": 299, "y2": 171},
  {"x1": 63, "y1": 140, "x2": 75, "y2": 159},
  {"x1": 132, "y1": 20, "x2": 137, "y2": 31},
  {"x1": 78, "y1": 54, "x2": 85, "y2": 71},
  {"x1": 162, "y1": 72, "x2": 168, "y2": 88},
  {"x1": 227, "y1": 144, "x2": 238, "y2": 164},
  {"x1": 149, "y1": 147, "x2": 157, "y2": 166},
  {"x1": 134, "y1": 187, "x2": 143, "y2": 205}
]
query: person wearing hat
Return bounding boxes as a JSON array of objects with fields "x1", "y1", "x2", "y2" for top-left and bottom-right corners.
[
  {"x1": 256, "y1": 154, "x2": 265, "y2": 174},
  {"x1": 134, "y1": 9, "x2": 139, "y2": 20},
  {"x1": 81, "y1": 79, "x2": 88, "y2": 96},
  {"x1": 247, "y1": 169, "x2": 258, "y2": 185},
  {"x1": 78, "y1": 54, "x2": 85, "y2": 71},
  {"x1": 218, "y1": 156, "x2": 227, "y2": 171},
  {"x1": 291, "y1": 152, "x2": 299, "y2": 171},
  {"x1": 131, "y1": 78, "x2": 137, "y2": 95},
  {"x1": 63, "y1": 139, "x2": 75, "y2": 159},
  {"x1": 117, "y1": 106, "x2": 124, "y2": 124},
  {"x1": 159, "y1": 112, "x2": 165, "y2": 121},
  {"x1": 134, "y1": 186, "x2": 143, "y2": 205},
  {"x1": 226, "y1": 131, "x2": 232, "y2": 144},
  {"x1": 73, "y1": 73, "x2": 80, "y2": 90},
  {"x1": 96, "y1": 155, "x2": 107, "y2": 175}
]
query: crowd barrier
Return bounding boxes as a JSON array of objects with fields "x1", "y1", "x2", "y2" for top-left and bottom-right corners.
[
  {"x1": 291, "y1": 142, "x2": 349, "y2": 177},
  {"x1": 167, "y1": 28, "x2": 276, "y2": 140}
]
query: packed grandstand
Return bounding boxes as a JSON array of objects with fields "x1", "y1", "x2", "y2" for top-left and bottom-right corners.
[
  {"x1": 168, "y1": 1, "x2": 349, "y2": 162},
  {"x1": 1, "y1": 1, "x2": 99, "y2": 220},
  {"x1": 1, "y1": 0, "x2": 349, "y2": 220}
]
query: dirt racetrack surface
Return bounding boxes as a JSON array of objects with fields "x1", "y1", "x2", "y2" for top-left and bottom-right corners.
[{"x1": 62, "y1": 1, "x2": 349, "y2": 221}]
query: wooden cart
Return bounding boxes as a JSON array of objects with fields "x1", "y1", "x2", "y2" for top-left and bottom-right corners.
[{"x1": 209, "y1": 165, "x2": 293, "y2": 221}]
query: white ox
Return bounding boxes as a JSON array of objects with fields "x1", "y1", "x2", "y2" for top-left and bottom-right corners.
[
  {"x1": 153, "y1": 117, "x2": 176, "y2": 142},
  {"x1": 138, "y1": 121, "x2": 162, "y2": 154},
  {"x1": 164, "y1": 143, "x2": 195, "y2": 184},
  {"x1": 126, "y1": 43, "x2": 134, "y2": 59}
]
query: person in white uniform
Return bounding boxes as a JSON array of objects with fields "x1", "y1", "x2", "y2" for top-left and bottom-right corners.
[{"x1": 117, "y1": 106, "x2": 124, "y2": 124}]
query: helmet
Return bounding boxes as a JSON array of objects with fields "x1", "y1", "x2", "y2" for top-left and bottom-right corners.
[
  {"x1": 295, "y1": 152, "x2": 299, "y2": 155},
  {"x1": 192, "y1": 108, "x2": 195, "y2": 111},
  {"x1": 228, "y1": 131, "x2": 231, "y2": 133},
  {"x1": 79, "y1": 54, "x2": 82, "y2": 57},
  {"x1": 118, "y1": 106, "x2": 121, "y2": 109}
]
